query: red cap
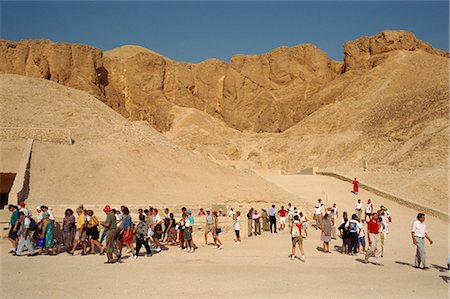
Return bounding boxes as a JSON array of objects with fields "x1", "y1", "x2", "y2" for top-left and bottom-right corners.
[
  {"x1": 103, "y1": 205, "x2": 111, "y2": 212},
  {"x1": 19, "y1": 202, "x2": 26, "y2": 207}
]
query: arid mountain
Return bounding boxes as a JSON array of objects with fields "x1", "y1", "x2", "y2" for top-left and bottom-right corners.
[{"x1": 0, "y1": 74, "x2": 298, "y2": 206}]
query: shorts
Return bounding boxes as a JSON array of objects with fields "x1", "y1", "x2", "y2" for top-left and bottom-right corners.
[
  {"x1": 153, "y1": 225, "x2": 163, "y2": 239},
  {"x1": 292, "y1": 236, "x2": 302, "y2": 246},
  {"x1": 280, "y1": 217, "x2": 286, "y2": 225},
  {"x1": 87, "y1": 227, "x2": 100, "y2": 240},
  {"x1": 8, "y1": 227, "x2": 18, "y2": 239},
  {"x1": 205, "y1": 224, "x2": 214, "y2": 233},
  {"x1": 75, "y1": 230, "x2": 87, "y2": 241},
  {"x1": 235, "y1": 230, "x2": 240, "y2": 238}
]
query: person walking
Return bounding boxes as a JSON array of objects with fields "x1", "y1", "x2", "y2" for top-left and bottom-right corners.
[
  {"x1": 14, "y1": 212, "x2": 37, "y2": 256},
  {"x1": 212, "y1": 211, "x2": 223, "y2": 249},
  {"x1": 203, "y1": 208, "x2": 214, "y2": 246},
  {"x1": 37, "y1": 212, "x2": 56, "y2": 255},
  {"x1": 364, "y1": 212, "x2": 382, "y2": 266},
  {"x1": 86, "y1": 210, "x2": 104, "y2": 255},
  {"x1": 411, "y1": 213, "x2": 433, "y2": 269},
  {"x1": 134, "y1": 214, "x2": 152, "y2": 257},
  {"x1": 290, "y1": 215, "x2": 305, "y2": 261},
  {"x1": 268, "y1": 205, "x2": 277, "y2": 233},
  {"x1": 69, "y1": 207, "x2": 87, "y2": 255},
  {"x1": 101, "y1": 205, "x2": 120, "y2": 264},
  {"x1": 62, "y1": 208, "x2": 76, "y2": 252},
  {"x1": 7, "y1": 204, "x2": 19, "y2": 254},
  {"x1": 321, "y1": 213, "x2": 332, "y2": 253}
]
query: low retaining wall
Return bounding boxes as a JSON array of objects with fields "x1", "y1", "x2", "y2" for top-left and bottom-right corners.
[
  {"x1": 317, "y1": 171, "x2": 448, "y2": 222},
  {"x1": 0, "y1": 127, "x2": 72, "y2": 144}
]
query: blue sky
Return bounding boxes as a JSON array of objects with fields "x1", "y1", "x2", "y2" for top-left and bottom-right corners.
[{"x1": 1, "y1": 1, "x2": 448, "y2": 62}]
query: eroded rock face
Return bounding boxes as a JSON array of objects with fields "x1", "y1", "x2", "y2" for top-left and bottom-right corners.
[
  {"x1": 343, "y1": 30, "x2": 449, "y2": 72},
  {"x1": 0, "y1": 39, "x2": 104, "y2": 97},
  {"x1": 0, "y1": 30, "x2": 447, "y2": 133}
]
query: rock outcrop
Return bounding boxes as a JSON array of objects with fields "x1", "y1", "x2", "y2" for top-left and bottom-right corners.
[{"x1": 0, "y1": 30, "x2": 447, "y2": 133}]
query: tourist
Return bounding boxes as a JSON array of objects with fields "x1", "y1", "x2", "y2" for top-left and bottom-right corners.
[
  {"x1": 35, "y1": 206, "x2": 43, "y2": 223},
  {"x1": 134, "y1": 214, "x2": 152, "y2": 257},
  {"x1": 345, "y1": 214, "x2": 361, "y2": 255},
  {"x1": 7, "y1": 204, "x2": 19, "y2": 254},
  {"x1": 212, "y1": 211, "x2": 223, "y2": 249},
  {"x1": 120, "y1": 207, "x2": 136, "y2": 257},
  {"x1": 321, "y1": 213, "x2": 332, "y2": 253},
  {"x1": 313, "y1": 204, "x2": 322, "y2": 230},
  {"x1": 330, "y1": 203, "x2": 338, "y2": 239},
  {"x1": 102, "y1": 205, "x2": 120, "y2": 263},
  {"x1": 411, "y1": 213, "x2": 432, "y2": 269},
  {"x1": 268, "y1": 204, "x2": 277, "y2": 233},
  {"x1": 379, "y1": 206, "x2": 392, "y2": 240},
  {"x1": 290, "y1": 215, "x2": 305, "y2": 261},
  {"x1": 352, "y1": 177, "x2": 359, "y2": 195},
  {"x1": 339, "y1": 212, "x2": 350, "y2": 254},
  {"x1": 18, "y1": 201, "x2": 31, "y2": 217},
  {"x1": 357, "y1": 220, "x2": 366, "y2": 254},
  {"x1": 252, "y1": 209, "x2": 261, "y2": 235},
  {"x1": 287, "y1": 203, "x2": 294, "y2": 228},
  {"x1": 233, "y1": 211, "x2": 241, "y2": 244},
  {"x1": 299, "y1": 211, "x2": 308, "y2": 237},
  {"x1": 69, "y1": 207, "x2": 87, "y2": 255},
  {"x1": 137, "y1": 208, "x2": 143, "y2": 218},
  {"x1": 261, "y1": 209, "x2": 269, "y2": 232},
  {"x1": 37, "y1": 211, "x2": 56, "y2": 255},
  {"x1": 183, "y1": 213, "x2": 194, "y2": 252},
  {"x1": 364, "y1": 199, "x2": 373, "y2": 222},
  {"x1": 278, "y1": 205, "x2": 287, "y2": 231},
  {"x1": 86, "y1": 210, "x2": 104, "y2": 254},
  {"x1": 62, "y1": 208, "x2": 76, "y2": 252},
  {"x1": 246, "y1": 208, "x2": 254, "y2": 237},
  {"x1": 203, "y1": 208, "x2": 214, "y2": 246},
  {"x1": 228, "y1": 207, "x2": 235, "y2": 218},
  {"x1": 14, "y1": 212, "x2": 37, "y2": 256},
  {"x1": 354, "y1": 199, "x2": 363, "y2": 220},
  {"x1": 162, "y1": 208, "x2": 170, "y2": 240},
  {"x1": 150, "y1": 208, "x2": 163, "y2": 252},
  {"x1": 364, "y1": 212, "x2": 382, "y2": 266},
  {"x1": 198, "y1": 208, "x2": 206, "y2": 216},
  {"x1": 40, "y1": 205, "x2": 55, "y2": 222},
  {"x1": 166, "y1": 213, "x2": 177, "y2": 245}
]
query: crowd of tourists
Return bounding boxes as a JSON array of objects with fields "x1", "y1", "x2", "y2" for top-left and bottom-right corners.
[{"x1": 6, "y1": 196, "x2": 433, "y2": 269}]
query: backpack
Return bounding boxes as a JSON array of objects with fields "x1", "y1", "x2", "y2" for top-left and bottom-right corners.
[
  {"x1": 29, "y1": 217, "x2": 38, "y2": 231},
  {"x1": 291, "y1": 224, "x2": 300, "y2": 238}
]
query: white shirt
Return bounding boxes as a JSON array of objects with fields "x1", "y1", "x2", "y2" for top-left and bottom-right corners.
[
  {"x1": 358, "y1": 224, "x2": 365, "y2": 237},
  {"x1": 19, "y1": 208, "x2": 31, "y2": 217},
  {"x1": 185, "y1": 218, "x2": 191, "y2": 228},
  {"x1": 228, "y1": 210, "x2": 235, "y2": 218},
  {"x1": 152, "y1": 214, "x2": 162, "y2": 224},
  {"x1": 288, "y1": 207, "x2": 294, "y2": 215},
  {"x1": 380, "y1": 211, "x2": 391, "y2": 233},
  {"x1": 314, "y1": 207, "x2": 322, "y2": 215},
  {"x1": 355, "y1": 202, "x2": 362, "y2": 210},
  {"x1": 320, "y1": 204, "x2": 325, "y2": 214},
  {"x1": 234, "y1": 216, "x2": 241, "y2": 230},
  {"x1": 412, "y1": 220, "x2": 426, "y2": 237},
  {"x1": 365, "y1": 203, "x2": 373, "y2": 213}
]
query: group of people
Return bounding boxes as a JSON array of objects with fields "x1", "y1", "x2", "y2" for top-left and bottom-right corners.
[{"x1": 6, "y1": 196, "x2": 434, "y2": 269}]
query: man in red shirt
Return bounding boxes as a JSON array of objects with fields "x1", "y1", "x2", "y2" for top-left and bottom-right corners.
[
  {"x1": 278, "y1": 206, "x2": 288, "y2": 231},
  {"x1": 364, "y1": 213, "x2": 382, "y2": 265}
]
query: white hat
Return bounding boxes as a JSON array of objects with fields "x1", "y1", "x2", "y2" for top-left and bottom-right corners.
[{"x1": 36, "y1": 206, "x2": 42, "y2": 210}]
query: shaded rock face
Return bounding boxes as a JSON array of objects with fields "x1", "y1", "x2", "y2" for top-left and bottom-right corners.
[{"x1": 0, "y1": 30, "x2": 447, "y2": 133}]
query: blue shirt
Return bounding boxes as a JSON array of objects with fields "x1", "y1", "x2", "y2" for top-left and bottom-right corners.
[
  {"x1": 122, "y1": 215, "x2": 132, "y2": 230},
  {"x1": 188, "y1": 215, "x2": 194, "y2": 225},
  {"x1": 269, "y1": 208, "x2": 275, "y2": 217}
]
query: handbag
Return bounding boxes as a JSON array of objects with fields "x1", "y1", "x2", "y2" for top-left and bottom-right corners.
[
  {"x1": 36, "y1": 237, "x2": 46, "y2": 248},
  {"x1": 215, "y1": 227, "x2": 222, "y2": 234}
]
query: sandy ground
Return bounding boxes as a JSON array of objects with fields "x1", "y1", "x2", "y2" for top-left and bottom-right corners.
[{"x1": 1, "y1": 175, "x2": 449, "y2": 298}]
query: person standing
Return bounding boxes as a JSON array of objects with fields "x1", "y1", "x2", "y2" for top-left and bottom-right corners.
[
  {"x1": 246, "y1": 208, "x2": 254, "y2": 237},
  {"x1": 352, "y1": 178, "x2": 359, "y2": 195},
  {"x1": 287, "y1": 203, "x2": 294, "y2": 228},
  {"x1": 364, "y1": 199, "x2": 373, "y2": 222},
  {"x1": 261, "y1": 209, "x2": 269, "y2": 231},
  {"x1": 233, "y1": 211, "x2": 241, "y2": 244},
  {"x1": 313, "y1": 204, "x2": 322, "y2": 230},
  {"x1": 252, "y1": 210, "x2": 261, "y2": 236},
  {"x1": 411, "y1": 213, "x2": 433, "y2": 269},
  {"x1": 330, "y1": 203, "x2": 338, "y2": 239},
  {"x1": 354, "y1": 199, "x2": 363, "y2": 220},
  {"x1": 102, "y1": 205, "x2": 120, "y2": 264},
  {"x1": 14, "y1": 212, "x2": 37, "y2": 256},
  {"x1": 345, "y1": 214, "x2": 361, "y2": 255},
  {"x1": 321, "y1": 213, "x2": 332, "y2": 253},
  {"x1": 364, "y1": 213, "x2": 382, "y2": 266},
  {"x1": 278, "y1": 206, "x2": 287, "y2": 231},
  {"x1": 268, "y1": 205, "x2": 277, "y2": 233}
]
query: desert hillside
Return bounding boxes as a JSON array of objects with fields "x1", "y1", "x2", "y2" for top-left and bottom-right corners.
[{"x1": 0, "y1": 74, "x2": 299, "y2": 206}]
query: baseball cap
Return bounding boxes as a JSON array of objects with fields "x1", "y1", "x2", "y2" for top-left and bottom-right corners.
[{"x1": 104, "y1": 205, "x2": 111, "y2": 212}]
